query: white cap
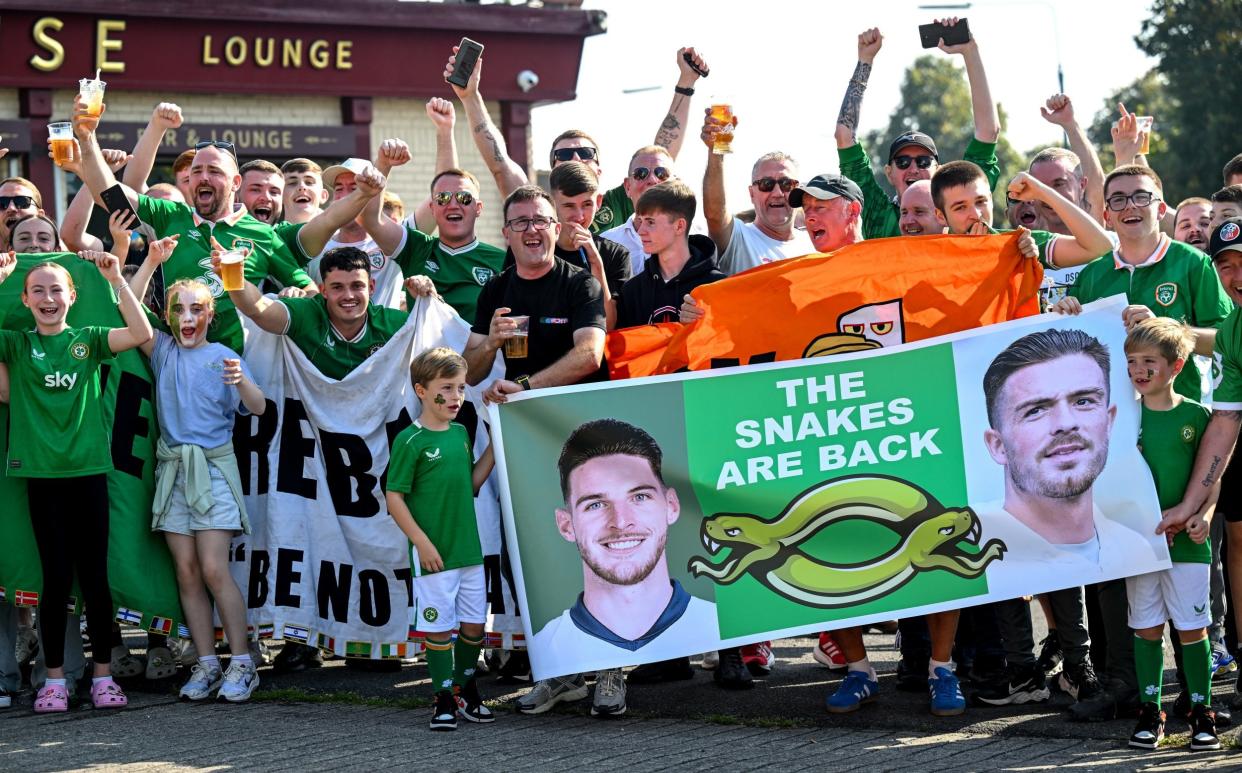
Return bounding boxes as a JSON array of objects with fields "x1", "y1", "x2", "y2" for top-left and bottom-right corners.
[{"x1": 322, "y1": 157, "x2": 371, "y2": 191}]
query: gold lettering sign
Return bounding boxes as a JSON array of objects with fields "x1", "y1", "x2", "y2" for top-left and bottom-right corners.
[
  {"x1": 200, "y1": 34, "x2": 353, "y2": 70},
  {"x1": 30, "y1": 17, "x2": 65, "y2": 72},
  {"x1": 96, "y1": 19, "x2": 126, "y2": 74}
]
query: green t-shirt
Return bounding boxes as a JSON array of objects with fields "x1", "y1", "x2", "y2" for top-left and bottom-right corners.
[
  {"x1": 1139, "y1": 398, "x2": 1211, "y2": 563},
  {"x1": 273, "y1": 220, "x2": 308, "y2": 267},
  {"x1": 592, "y1": 184, "x2": 632, "y2": 235},
  {"x1": 1069, "y1": 237, "x2": 1232, "y2": 400},
  {"x1": 390, "y1": 226, "x2": 506, "y2": 325},
  {"x1": 137, "y1": 195, "x2": 313, "y2": 352},
  {"x1": 1213, "y1": 306, "x2": 1242, "y2": 410},
  {"x1": 838, "y1": 138, "x2": 1001, "y2": 240},
  {"x1": 279, "y1": 295, "x2": 409, "y2": 380},
  {"x1": 386, "y1": 421, "x2": 482, "y2": 572},
  {"x1": 0, "y1": 326, "x2": 115, "y2": 477}
]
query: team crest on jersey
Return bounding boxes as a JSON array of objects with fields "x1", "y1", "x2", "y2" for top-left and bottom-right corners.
[
  {"x1": 426, "y1": 260, "x2": 440, "y2": 273},
  {"x1": 1154, "y1": 282, "x2": 1177, "y2": 307},
  {"x1": 472, "y1": 267, "x2": 494, "y2": 285},
  {"x1": 1182, "y1": 424, "x2": 1197, "y2": 443},
  {"x1": 368, "y1": 344, "x2": 383, "y2": 356},
  {"x1": 69, "y1": 342, "x2": 89, "y2": 360},
  {"x1": 423, "y1": 607, "x2": 439, "y2": 623},
  {"x1": 231, "y1": 238, "x2": 256, "y2": 254},
  {"x1": 596, "y1": 206, "x2": 614, "y2": 226},
  {"x1": 367, "y1": 251, "x2": 385, "y2": 271}
]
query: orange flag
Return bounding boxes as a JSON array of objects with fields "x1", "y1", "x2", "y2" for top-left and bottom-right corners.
[{"x1": 606, "y1": 232, "x2": 1041, "y2": 379}]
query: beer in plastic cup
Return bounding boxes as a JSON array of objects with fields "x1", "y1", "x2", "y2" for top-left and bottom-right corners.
[
  {"x1": 220, "y1": 250, "x2": 246, "y2": 292},
  {"x1": 48, "y1": 122, "x2": 74, "y2": 167},
  {"x1": 1136, "y1": 116, "x2": 1154, "y2": 154},
  {"x1": 79, "y1": 78, "x2": 106, "y2": 117},
  {"x1": 503, "y1": 315, "x2": 530, "y2": 359},
  {"x1": 709, "y1": 100, "x2": 735, "y2": 155}
]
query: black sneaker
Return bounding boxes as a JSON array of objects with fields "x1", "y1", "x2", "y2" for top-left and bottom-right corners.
[
  {"x1": 973, "y1": 665, "x2": 1050, "y2": 706},
  {"x1": 430, "y1": 690, "x2": 458, "y2": 731},
  {"x1": 494, "y1": 650, "x2": 532, "y2": 685},
  {"x1": 453, "y1": 678, "x2": 495, "y2": 723},
  {"x1": 1189, "y1": 703, "x2": 1221, "y2": 751},
  {"x1": 1058, "y1": 660, "x2": 1102, "y2": 701},
  {"x1": 713, "y1": 647, "x2": 754, "y2": 690},
  {"x1": 627, "y1": 657, "x2": 694, "y2": 684},
  {"x1": 896, "y1": 657, "x2": 930, "y2": 693},
  {"x1": 1068, "y1": 685, "x2": 1142, "y2": 722},
  {"x1": 1128, "y1": 702, "x2": 1165, "y2": 750},
  {"x1": 1036, "y1": 630, "x2": 1063, "y2": 677},
  {"x1": 271, "y1": 642, "x2": 323, "y2": 674}
]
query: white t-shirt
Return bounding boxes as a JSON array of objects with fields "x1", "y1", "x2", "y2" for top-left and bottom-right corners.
[
  {"x1": 302, "y1": 232, "x2": 405, "y2": 310},
  {"x1": 600, "y1": 216, "x2": 647, "y2": 277},
  {"x1": 718, "y1": 218, "x2": 815, "y2": 276}
]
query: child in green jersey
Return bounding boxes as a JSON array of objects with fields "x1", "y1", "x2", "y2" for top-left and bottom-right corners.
[
  {"x1": 385, "y1": 347, "x2": 494, "y2": 731},
  {"x1": 0, "y1": 238, "x2": 153, "y2": 713},
  {"x1": 1124, "y1": 318, "x2": 1220, "y2": 751}
]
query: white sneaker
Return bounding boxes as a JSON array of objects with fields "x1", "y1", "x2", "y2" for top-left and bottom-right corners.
[
  {"x1": 218, "y1": 661, "x2": 259, "y2": 702},
  {"x1": 591, "y1": 669, "x2": 627, "y2": 717},
  {"x1": 515, "y1": 675, "x2": 588, "y2": 714},
  {"x1": 179, "y1": 662, "x2": 223, "y2": 701}
]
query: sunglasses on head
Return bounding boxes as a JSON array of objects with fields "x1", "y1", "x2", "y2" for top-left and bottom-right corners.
[
  {"x1": 631, "y1": 166, "x2": 671, "y2": 182},
  {"x1": 0, "y1": 195, "x2": 36, "y2": 210},
  {"x1": 552, "y1": 146, "x2": 598, "y2": 163},
  {"x1": 433, "y1": 190, "x2": 475, "y2": 207},
  {"x1": 892, "y1": 155, "x2": 935, "y2": 170},
  {"x1": 752, "y1": 177, "x2": 798, "y2": 193},
  {"x1": 194, "y1": 140, "x2": 237, "y2": 159}
]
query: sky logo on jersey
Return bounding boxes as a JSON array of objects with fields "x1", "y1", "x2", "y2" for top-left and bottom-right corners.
[
  {"x1": 425, "y1": 448, "x2": 442, "y2": 461},
  {"x1": 44, "y1": 372, "x2": 78, "y2": 389}
]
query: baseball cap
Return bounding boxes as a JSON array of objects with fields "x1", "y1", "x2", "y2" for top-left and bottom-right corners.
[
  {"x1": 322, "y1": 158, "x2": 371, "y2": 191},
  {"x1": 789, "y1": 174, "x2": 864, "y2": 208},
  {"x1": 1209, "y1": 218, "x2": 1242, "y2": 259},
  {"x1": 888, "y1": 131, "x2": 938, "y2": 162}
]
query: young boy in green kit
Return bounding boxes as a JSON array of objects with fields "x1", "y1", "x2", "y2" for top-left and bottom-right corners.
[
  {"x1": 386, "y1": 347, "x2": 495, "y2": 731},
  {"x1": 1125, "y1": 318, "x2": 1220, "y2": 751}
]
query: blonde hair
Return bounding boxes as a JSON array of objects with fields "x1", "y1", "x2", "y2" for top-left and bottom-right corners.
[
  {"x1": 410, "y1": 346, "x2": 466, "y2": 388},
  {"x1": 164, "y1": 279, "x2": 216, "y2": 325},
  {"x1": 1124, "y1": 317, "x2": 1194, "y2": 364},
  {"x1": 24, "y1": 261, "x2": 74, "y2": 294}
]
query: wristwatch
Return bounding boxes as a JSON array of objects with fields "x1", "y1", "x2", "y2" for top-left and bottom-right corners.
[{"x1": 515, "y1": 375, "x2": 531, "y2": 391}]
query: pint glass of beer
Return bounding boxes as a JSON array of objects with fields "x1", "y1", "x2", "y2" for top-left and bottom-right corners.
[
  {"x1": 220, "y1": 250, "x2": 246, "y2": 292},
  {"x1": 79, "y1": 78, "x2": 106, "y2": 117},
  {"x1": 48, "y1": 122, "x2": 74, "y2": 167},
  {"x1": 709, "y1": 99, "x2": 735, "y2": 155},
  {"x1": 1136, "y1": 116, "x2": 1154, "y2": 154},
  {"x1": 503, "y1": 315, "x2": 530, "y2": 359}
]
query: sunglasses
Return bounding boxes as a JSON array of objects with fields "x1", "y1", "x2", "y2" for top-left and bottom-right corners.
[
  {"x1": 552, "y1": 146, "x2": 599, "y2": 163},
  {"x1": 752, "y1": 177, "x2": 798, "y2": 193},
  {"x1": 433, "y1": 190, "x2": 475, "y2": 206},
  {"x1": 194, "y1": 140, "x2": 238, "y2": 159},
  {"x1": 892, "y1": 155, "x2": 935, "y2": 170},
  {"x1": 0, "y1": 195, "x2": 36, "y2": 210},
  {"x1": 631, "y1": 166, "x2": 671, "y2": 182}
]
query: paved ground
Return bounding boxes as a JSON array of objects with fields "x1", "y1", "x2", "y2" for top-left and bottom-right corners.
[{"x1": 4, "y1": 630, "x2": 1242, "y2": 771}]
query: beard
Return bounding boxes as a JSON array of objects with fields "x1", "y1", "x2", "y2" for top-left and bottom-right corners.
[
  {"x1": 1007, "y1": 432, "x2": 1109, "y2": 500},
  {"x1": 578, "y1": 530, "x2": 667, "y2": 587}
]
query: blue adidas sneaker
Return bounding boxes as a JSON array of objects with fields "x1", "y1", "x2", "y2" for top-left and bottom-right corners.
[
  {"x1": 826, "y1": 670, "x2": 879, "y2": 713},
  {"x1": 929, "y1": 666, "x2": 966, "y2": 716}
]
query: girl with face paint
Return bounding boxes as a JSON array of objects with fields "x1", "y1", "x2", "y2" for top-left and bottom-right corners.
[
  {"x1": 0, "y1": 216, "x2": 154, "y2": 713},
  {"x1": 124, "y1": 214, "x2": 269, "y2": 704}
]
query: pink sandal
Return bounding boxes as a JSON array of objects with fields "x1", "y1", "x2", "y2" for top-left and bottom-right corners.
[
  {"x1": 33, "y1": 684, "x2": 69, "y2": 713},
  {"x1": 90, "y1": 679, "x2": 128, "y2": 709}
]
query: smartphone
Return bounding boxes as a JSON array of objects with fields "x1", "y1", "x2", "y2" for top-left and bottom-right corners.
[
  {"x1": 446, "y1": 37, "x2": 484, "y2": 88},
  {"x1": 919, "y1": 19, "x2": 970, "y2": 49},
  {"x1": 682, "y1": 51, "x2": 709, "y2": 78},
  {"x1": 100, "y1": 183, "x2": 139, "y2": 226}
]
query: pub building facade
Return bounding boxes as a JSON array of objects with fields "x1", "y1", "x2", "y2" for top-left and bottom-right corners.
[{"x1": 0, "y1": 0, "x2": 605, "y2": 241}]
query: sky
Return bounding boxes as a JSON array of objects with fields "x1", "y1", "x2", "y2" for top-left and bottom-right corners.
[{"x1": 531, "y1": 0, "x2": 1157, "y2": 208}]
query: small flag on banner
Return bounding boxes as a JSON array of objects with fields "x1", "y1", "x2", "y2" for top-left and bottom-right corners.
[
  {"x1": 177, "y1": 624, "x2": 190, "y2": 638},
  {"x1": 149, "y1": 616, "x2": 174, "y2": 636},
  {"x1": 116, "y1": 607, "x2": 143, "y2": 626},
  {"x1": 345, "y1": 641, "x2": 371, "y2": 658},
  {"x1": 257, "y1": 624, "x2": 274, "y2": 639},
  {"x1": 316, "y1": 633, "x2": 335, "y2": 651},
  {"x1": 283, "y1": 624, "x2": 310, "y2": 644},
  {"x1": 381, "y1": 643, "x2": 409, "y2": 659},
  {"x1": 15, "y1": 589, "x2": 39, "y2": 606}
]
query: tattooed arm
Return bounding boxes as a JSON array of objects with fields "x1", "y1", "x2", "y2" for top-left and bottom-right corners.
[
  {"x1": 443, "y1": 47, "x2": 527, "y2": 199},
  {"x1": 654, "y1": 47, "x2": 709, "y2": 159},
  {"x1": 1157, "y1": 409, "x2": 1242, "y2": 535},
  {"x1": 834, "y1": 29, "x2": 882, "y2": 148}
]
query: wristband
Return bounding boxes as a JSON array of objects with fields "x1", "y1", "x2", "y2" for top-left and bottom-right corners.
[
  {"x1": 515, "y1": 375, "x2": 531, "y2": 391},
  {"x1": 114, "y1": 281, "x2": 130, "y2": 294},
  {"x1": 674, "y1": 85, "x2": 695, "y2": 96}
]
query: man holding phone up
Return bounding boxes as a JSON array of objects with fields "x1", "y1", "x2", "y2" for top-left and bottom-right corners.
[
  {"x1": 69, "y1": 96, "x2": 316, "y2": 353},
  {"x1": 834, "y1": 20, "x2": 1002, "y2": 240}
]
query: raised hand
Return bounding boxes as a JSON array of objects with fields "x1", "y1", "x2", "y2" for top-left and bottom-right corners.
[
  {"x1": 443, "y1": 45, "x2": 484, "y2": 100},
  {"x1": 1006, "y1": 171, "x2": 1048, "y2": 203},
  {"x1": 222, "y1": 358, "x2": 243, "y2": 386},
  {"x1": 147, "y1": 234, "x2": 180, "y2": 264},
  {"x1": 151, "y1": 102, "x2": 183, "y2": 130},
  {"x1": 0, "y1": 250, "x2": 16, "y2": 285},
  {"x1": 376, "y1": 139, "x2": 410, "y2": 172},
  {"x1": 82, "y1": 249, "x2": 123, "y2": 283},
  {"x1": 355, "y1": 165, "x2": 387, "y2": 198},
  {"x1": 858, "y1": 28, "x2": 883, "y2": 63},
  {"x1": 425, "y1": 98, "x2": 455, "y2": 132},
  {"x1": 1112, "y1": 103, "x2": 1143, "y2": 162},
  {"x1": 1039, "y1": 94, "x2": 1075, "y2": 127},
  {"x1": 700, "y1": 106, "x2": 736, "y2": 150},
  {"x1": 51, "y1": 137, "x2": 84, "y2": 176},
  {"x1": 101, "y1": 148, "x2": 132, "y2": 173},
  {"x1": 936, "y1": 17, "x2": 976, "y2": 56},
  {"x1": 71, "y1": 93, "x2": 105, "y2": 140},
  {"x1": 107, "y1": 209, "x2": 138, "y2": 252},
  {"x1": 677, "y1": 46, "x2": 709, "y2": 82}
]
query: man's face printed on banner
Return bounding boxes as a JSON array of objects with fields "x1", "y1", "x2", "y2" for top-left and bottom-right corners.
[
  {"x1": 838, "y1": 300, "x2": 904, "y2": 348},
  {"x1": 556, "y1": 454, "x2": 680, "y2": 587}
]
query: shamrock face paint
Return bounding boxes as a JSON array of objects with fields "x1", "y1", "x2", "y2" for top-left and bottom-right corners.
[{"x1": 417, "y1": 373, "x2": 467, "y2": 428}]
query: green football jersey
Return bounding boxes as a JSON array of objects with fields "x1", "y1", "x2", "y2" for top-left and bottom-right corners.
[
  {"x1": 839, "y1": 138, "x2": 1001, "y2": 240},
  {"x1": 1069, "y1": 237, "x2": 1232, "y2": 400},
  {"x1": 390, "y1": 227, "x2": 506, "y2": 324},
  {"x1": 592, "y1": 184, "x2": 632, "y2": 235},
  {"x1": 1139, "y1": 398, "x2": 1211, "y2": 563},
  {"x1": 137, "y1": 195, "x2": 313, "y2": 352},
  {"x1": 279, "y1": 295, "x2": 409, "y2": 380},
  {"x1": 1213, "y1": 306, "x2": 1242, "y2": 409},
  {"x1": 0, "y1": 326, "x2": 115, "y2": 477},
  {"x1": 386, "y1": 421, "x2": 482, "y2": 572}
]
